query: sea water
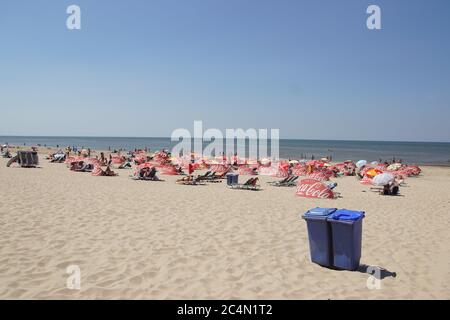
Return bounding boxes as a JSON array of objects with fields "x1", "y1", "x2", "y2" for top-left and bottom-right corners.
[{"x1": 1, "y1": 136, "x2": 450, "y2": 165}]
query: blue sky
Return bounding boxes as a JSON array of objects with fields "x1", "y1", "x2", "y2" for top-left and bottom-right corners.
[{"x1": 1, "y1": 0, "x2": 449, "y2": 141}]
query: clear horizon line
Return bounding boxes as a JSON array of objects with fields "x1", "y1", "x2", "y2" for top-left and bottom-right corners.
[{"x1": 0, "y1": 134, "x2": 449, "y2": 144}]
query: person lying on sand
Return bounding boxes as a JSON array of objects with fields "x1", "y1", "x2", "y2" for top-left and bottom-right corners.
[
  {"x1": 144, "y1": 167, "x2": 160, "y2": 180},
  {"x1": 48, "y1": 150, "x2": 66, "y2": 163},
  {"x1": 104, "y1": 165, "x2": 117, "y2": 176},
  {"x1": 139, "y1": 167, "x2": 152, "y2": 178},
  {"x1": 118, "y1": 162, "x2": 132, "y2": 169},
  {"x1": 70, "y1": 161, "x2": 84, "y2": 171},
  {"x1": 176, "y1": 175, "x2": 194, "y2": 183},
  {"x1": 146, "y1": 167, "x2": 157, "y2": 179},
  {"x1": 78, "y1": 163, "x2": 94, "y2": 172}
]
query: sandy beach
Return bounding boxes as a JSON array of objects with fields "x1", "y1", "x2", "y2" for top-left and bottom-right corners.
[{"x1": 0, "y1": 153, "x2": 449, "y2": 300}]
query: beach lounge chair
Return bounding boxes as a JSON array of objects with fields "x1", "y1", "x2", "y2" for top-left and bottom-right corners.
[
  {"x1": 267, "y1": 175, "x2": 291, "y2": 185},
  {"x1": 205, "y1": 172, "x2": 217, "y2": 180},
  {"x1": 269, "y1": 175, "x2": 298, "y2": 187},
  {"x1": 204, "y1": 170, "x2": 228, "y2": 181},
  {"x1": 278, "y1": 176, "x2": 298, "y2": 187},
  {"x1": 203, "y1": 171, "x2": 224, "y2": 183},
  {"x1": 230, "y1": 177, "x2": 260, "y2": 190},
  {"x1": 177, "y1": 176, "x2": 206, "y2": 185},
  {"x1": 132, "y1": 175, "x2": 163, "y2": 181},
  {"x1": 196, "y1": 171, "x2": 212, "y2": 180},
  {"x1": 197, "y1": 171, "x2": 222, "y2": 183}
]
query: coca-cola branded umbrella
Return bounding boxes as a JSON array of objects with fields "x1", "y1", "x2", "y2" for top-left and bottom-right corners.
[
  {"x1": 291, "y1": 166, "x2": 307, "y2": 176},
  {"x1": 238, "y1": 166, "x2": 257, "y2": 175},
  {"x1": 258, "y1": 166, "x2": 278, "y2": 176},
  {"x1": 137, "y1": 162, "x2": 156, "y2": 170},
  {"x1": 111, "y1": 155, "x2": 125, "y2": 164},
  {"x1": 210, "y1": 164, "x2": 229, "y2": 174},
  {"x1": 91, "y1": 166, "x2": 104, "y2": 176},
  {"x1": 295, "y1": 179, "x2": 335, "y2": 199},
  {"x1": 275, "y1": 162, "x2": 290, "y2": 178},
  {"x1": 307, "y1": 171, "x2": 329, "y2": 182},
  {"x1": 133, "y1": 155, "x2": 146, "y2": 165},
  {"x1": 159, "y1": 165, "x2": 180, "y2": 175}
]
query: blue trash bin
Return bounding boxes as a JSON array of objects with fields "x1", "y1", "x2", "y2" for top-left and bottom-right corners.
[
  {"x1": 302, "y1": 207, "x2": 337, "y2": 267},
  {"x1": 226, "y1": 173, "x2": 239, "y2": 186},
  {"x1": 328, "y1": 209, "x2": 365, "y2": 271}
]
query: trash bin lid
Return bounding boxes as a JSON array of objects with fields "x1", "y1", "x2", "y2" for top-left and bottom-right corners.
[
  {"x1": 329, "y1": 209, "x2": 365, "y2": 221},
  {"x1": 303, "y1": 207, "x2": 337, "y2": 217}
]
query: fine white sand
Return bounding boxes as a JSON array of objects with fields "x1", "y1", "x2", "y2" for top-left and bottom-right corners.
[{"x1": 0, "y1": 156, "x2": 449, "y2": 299}]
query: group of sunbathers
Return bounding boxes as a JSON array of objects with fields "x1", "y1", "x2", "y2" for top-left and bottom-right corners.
[{"x1": 67, "y1": 159, "x2": 117, "y2": 176}]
